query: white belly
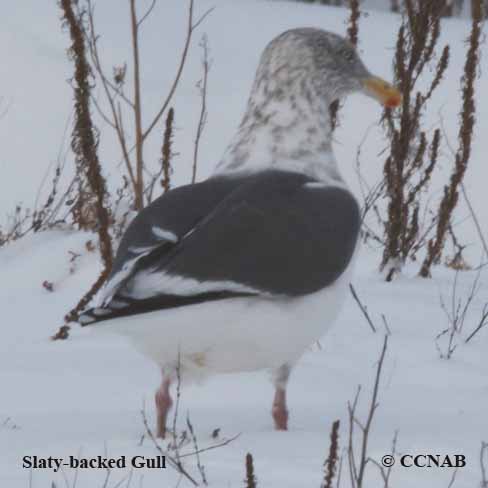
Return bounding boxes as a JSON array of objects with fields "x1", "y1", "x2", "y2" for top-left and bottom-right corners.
[{"x1": 92, "y1": 268, "x2": 351, "y2": 382}]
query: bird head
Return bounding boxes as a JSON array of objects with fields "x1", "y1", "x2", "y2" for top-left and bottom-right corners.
[{"x1": 257, "y1": 28, "x2": 402, "y2": 110}]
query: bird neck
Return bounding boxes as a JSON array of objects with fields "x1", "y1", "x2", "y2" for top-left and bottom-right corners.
[{"x1": 215, "y1": 72, "x2": 343, "y2": 184}]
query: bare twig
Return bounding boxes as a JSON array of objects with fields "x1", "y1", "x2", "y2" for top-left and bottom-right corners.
[
  {"x1": 381, "y1": 315, "x2": 391, "y2": 336},
  {"x1": 436, "y1": 266, "x2": 484, "y2": 357},
  {"x1": 353, "y1": 124, "x2": 387, "y2": 245},
  {"x1": 336, "y1": 451, "x2": 344, "y2": 488},
  {"x1": 178, "y1": 433, "x2": 240, "y2": 460},
  {"x1": 447, "y1": 468, "x2": 459, "y2": 488},
  {"x1": 86, "y1": 1, "x2": 137, "y2": 192},
  {"x1": 368, "y1": 430, "x2": 397, "y2": 488},
  {"x1": 349, "y1": 284, "x2": 377, "y2": 333},
  {"x1": 192, "y1": 35, "x2": 211, "y2": 184},
  {"x1": 0, "y1": 124, "x2": 78, "y2": 248},
  {"x1": 358, "y1": 336, "x2": 388, "y2": 486},
  {"x1": 186, "y1": 414, "x2": 208, "y2": 486},
  {"x1": 137, "y1": 0, "x2": 157, "y2": 27},
  {"x1": 171, "y1": 350, "x2": 182, "y2": 466},
  {"x1": 140, "y1": 354, "x2": 239, "y2": 487},
  {"x1": 461, "y1": 183, "x2": 488, "y2": 259},
  {"x1": 130, "y1": 0, "x2": 145, "y2": 210},
  {"x1": 140, "y1": 402, "x2": 198, "y2": 486},
  {"x1": 347, "y1": 386, "x2": 361, "y2": 486},
  {"x1": 348, "y1": 335, "x2": 389, "y2": 488},
  {"x1": 465, "y1": 303, "x2": 488, "y2": 344},
  {"x1": 480, "y1": 442, "x2": 488, "y2": 488},
  {"x1": 85, "y1": 0, "x2": 212, "y2": 209},
  {"x1": 142, "y1": 0, "x2": 213, "y2": 142},
  {"x1": 331, "y1": 0, "x2": 361, "y2": 131}
]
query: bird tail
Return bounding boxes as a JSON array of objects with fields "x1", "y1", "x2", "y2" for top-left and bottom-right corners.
[
  {"x1": 78, "y1": 296, "x2": 138, "y2": 326},
  {"x1": 78, "y1": 291, "x2": 256, "y2": 326},
  {"x1": 78, "y1": 306, "x2": 120, "y2": 326}
]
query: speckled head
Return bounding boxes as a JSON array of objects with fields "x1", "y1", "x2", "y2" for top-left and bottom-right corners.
[{"x1": 256, "y1": 28, "x2": 401, "y2": 106}]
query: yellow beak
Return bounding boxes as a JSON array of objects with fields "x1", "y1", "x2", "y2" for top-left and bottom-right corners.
[{"x1": 362, "y1": 77, "x2": 402, "y2": 108}]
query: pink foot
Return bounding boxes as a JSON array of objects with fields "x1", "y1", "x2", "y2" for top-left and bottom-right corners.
[
  {"x1": 155, "y1": 378, "x2": 173, "y2": 438},
  {"x1": 272, "y1": 388, "x2": 288, "y2": 430}
]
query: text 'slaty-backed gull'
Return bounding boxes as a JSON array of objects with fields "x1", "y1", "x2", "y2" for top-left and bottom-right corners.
[{"x1": 79, "y1": 28, "x2": 401, "y2": 437}]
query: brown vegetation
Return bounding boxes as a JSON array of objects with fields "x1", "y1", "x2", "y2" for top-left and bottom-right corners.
[
  {"x1": 54, "y1": 0, "x2": 114, "y2": 340},
  {"x1": 245, "y1": 453, "x2": 258, "y2": 488},
  {"x1": 330, "y1": 0, "x2": 361, "y2": 130},
  {"x1": 322, "y1": 420, "x2": 340, "y2": 488},
  {"x1": 380, "y1": 0, "x2": 450, "y2": 281},
  {"x1": 420, "y1": 0, "x2": 484, "y2": 277}
]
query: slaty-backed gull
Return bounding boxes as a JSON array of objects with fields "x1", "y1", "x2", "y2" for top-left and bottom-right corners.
[{"x1": 79, "y1": 28, "x2": 401, "y2": 437}]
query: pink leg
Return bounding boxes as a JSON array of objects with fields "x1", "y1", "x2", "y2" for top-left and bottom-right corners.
[
  {"x1": 272, "y1": 387, "x2": 288, "y2": 430},
  {"x1": 271, "y1": 364, "x2": 291, "y2": 430},
  {"x1": 155, "y1": 377, "x2": 173, "y2": 438}
]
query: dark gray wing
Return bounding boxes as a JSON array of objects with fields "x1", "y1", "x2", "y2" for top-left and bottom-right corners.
[
  {"x1": 84, "y1": 176, "x2": 245, "y2": 312},
  {"x1": 80, "y1": 171, "x2": 359, "y2": 325},
  {"x1": 110, "y1": 176, "x2": 244, "y2": 281},
  {"x1": 154, "y1": 171, "x2": 360, "y2": 295}
]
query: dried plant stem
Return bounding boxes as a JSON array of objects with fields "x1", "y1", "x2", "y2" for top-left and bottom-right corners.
[
  {"x1": 438, "y1": 116, "x2": 487, "y2": 262},
  {"x1": 348, "y1": 335, "x2": 389, "y2": 488},
  {"x1": 322, "y1": 420, "x2": 341, "y2": 488},
  {"x1": 447, "y1": 468, "x2": 459, "y2": 488},
  {"x1": 186, "y1": 414, "x2": 208, "y2": 486},
  {"x1": 161, "y1": 108, "x2": 174, "y2": 194},
  {"x1": 435, "y1": 267, "x2": 483, "y2": 358},
  {"x1": 192, "y1": 35, "x2": 210, "y2": 184},
  {"x1": 55, "y1": 0, "x2": 113, "y2": 339},
  {"x1": 130, "y1": 0, "x2": 144, "y2": 210},
  {"x1": 347, "y1": 0, "x2": 360, "y2": 47},
  {"x1": 349, "y1": 284, "x2": 377, "y2": 333},
  {"x1": 368, "y1": 430, "x2": 398, "y2": 487},
  {"x1": 480, "y1": 441, "x2": 488, "y2": 488},
  {"x1": 330, "y1": 0, "x2": 361, "y2": 130},
  {"x1": 171, "y1": 351, "x2": 182, "y2": 467},
  {"x1": 245, "y1": 453, "x2": 257, "y2": 488},
  {"x1": 144, "y1": 107, "x2": 175, "y2": 201},
  {"x1": 142, "y1": 1, "x2": 214, "y2": 142},
  {"x1": 465, "y1": 303, "x2": 488, "y2": 344},
  {"x1": 358, "y1": 336, "x2": 388, "y2": 485},
  {"x1": 140, "y1": 404, "x2": 198, "y2": 486},
  {"x1": 420, "y1": 0, "x2": 483, "y2": 277},
  {"x1": 86, "y1": 0, "x2": 213, "y2": 208},
  {"x1": 380, "y1": 1, "x2": 449, "y2": 280},
  {"x1": 461, "y1": 183, "x2": 488, "y2": 259},
  {"x1": 86, "y1": 2, "x2": 136, "y2": 193},
  {"x1": 178, "y1": 433, "x2": 240, "y2": 459}
]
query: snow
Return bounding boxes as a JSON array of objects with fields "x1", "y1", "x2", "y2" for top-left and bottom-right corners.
[{"x1": 1, "y1": 1, "x2": 487, "y2": 487}]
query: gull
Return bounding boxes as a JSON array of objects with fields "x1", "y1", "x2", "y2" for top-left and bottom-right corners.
[{"x1": 79, "y1": 28, "x2": 401, "y2": 437}]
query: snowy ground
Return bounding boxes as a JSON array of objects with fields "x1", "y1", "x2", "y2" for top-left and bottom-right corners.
[{"x1": 1, "y1": 1, "x2": 487, "y2": 487}]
